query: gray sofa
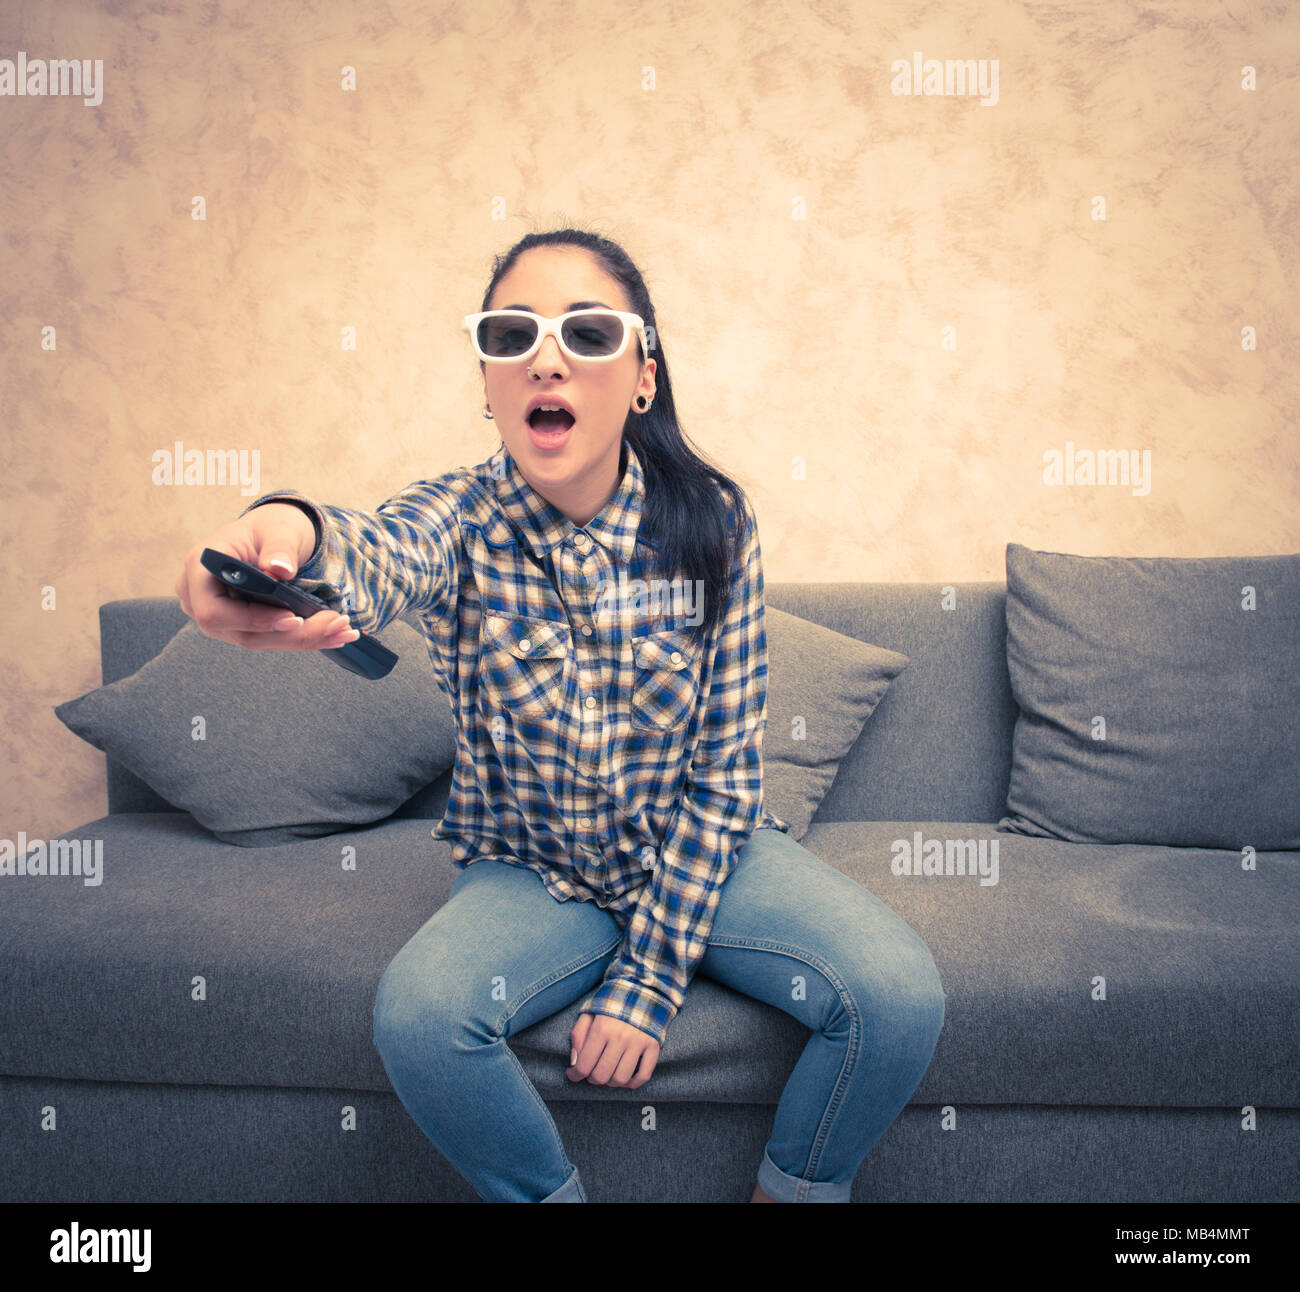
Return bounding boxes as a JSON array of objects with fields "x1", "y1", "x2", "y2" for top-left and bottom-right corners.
[{"x1": 4, "y1": 580, "x2": 1296, "y2": 1203}]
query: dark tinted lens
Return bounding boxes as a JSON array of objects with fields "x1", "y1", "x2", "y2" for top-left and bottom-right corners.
[
  {"x1": 478, "y1": 314, "x2": 538, "y2": 357},
  {"x1": 562, "y1": 311, "x2": 625, "y2": 356}
]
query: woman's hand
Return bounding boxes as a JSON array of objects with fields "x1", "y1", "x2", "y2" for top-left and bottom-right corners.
[
  {"x1": 174, "y1": 503, "x2": 358, "y2": 653},
  {"x1": 567, "y1": 1013, "x2": 659, "y2": 1089}
]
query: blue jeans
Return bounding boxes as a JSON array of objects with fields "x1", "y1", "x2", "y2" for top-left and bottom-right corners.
[{"x1": 372, "y1": 827, "x2": 946, "y2": 1202}]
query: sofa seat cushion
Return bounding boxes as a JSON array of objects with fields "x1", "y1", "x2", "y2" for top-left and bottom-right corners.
[
  {"x1": 2, "y1": 816, "x2": 1295, "y2": 1107},
  {"x1": 810, "y1": 822, "x2": 1299, "y2": 1108}
]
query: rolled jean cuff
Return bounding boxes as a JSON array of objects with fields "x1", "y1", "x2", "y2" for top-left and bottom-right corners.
[
  {"x1": 757, "y1": 1146, "x2": 852, "y2": 1203},
  {"x1": 540, "y1": 1164, "x2": 586, "y2": 1202}
]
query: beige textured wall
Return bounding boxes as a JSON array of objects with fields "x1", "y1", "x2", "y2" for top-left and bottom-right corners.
[{"x1": 2, "y1": 0, "x2": 1297, "y2": 841}]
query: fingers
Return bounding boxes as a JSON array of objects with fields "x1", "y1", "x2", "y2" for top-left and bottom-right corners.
[
  {"x1": 568, "y1": 1012, "x2": 592, "y2": 1068},
  {"x1": 567, "y1": 1032, "x2": 609, "y2": 1084},
  {"x1": 611, "y1": 1046, "x2": 646, "y2": 1089},
  {"x1": 176, "y1": 539, "x2": 360, "y2": 651},
  {"x1": 176, "y1": 505, "x2": 314, "y2": 644},
  {"x1": 583, "y1": 1038, "x2": 650, "y2": 1088},
  {"x1": 628, "y1": 1045, "x2": 657, "y2": 1088},
  {"x1": 218, "y1": 608, "x2": 360, "y2": 652},
  {"x1": 568, "y1": 1018, "x2": 658, "y2": 1089}
]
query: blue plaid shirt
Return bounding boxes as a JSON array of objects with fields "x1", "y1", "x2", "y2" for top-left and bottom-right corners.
[{"x1": 240, "y1": 439, "x2": 790, "y2": 1046}]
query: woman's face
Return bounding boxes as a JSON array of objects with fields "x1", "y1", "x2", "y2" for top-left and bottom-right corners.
[{"x1": 482, "y1": 246, "x2": 656, "y2": 526}]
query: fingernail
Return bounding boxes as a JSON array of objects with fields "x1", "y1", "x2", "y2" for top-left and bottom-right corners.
[
  {"x1": 570, "y1": 1049, "x2": 577, "y2": 1066},
  {"x1": 267, "y1": 555, "x2": 294, "y2": 577},
  {"x1": 274, "y1": 616, "x2": 303, "y2": 631}
]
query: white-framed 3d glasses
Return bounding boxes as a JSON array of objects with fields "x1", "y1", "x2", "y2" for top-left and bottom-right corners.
[{"x1": 462, "y1": 309, "x2": 648, "y2": 364}]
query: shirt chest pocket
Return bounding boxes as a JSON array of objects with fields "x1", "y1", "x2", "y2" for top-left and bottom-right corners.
[
  {"x1": 479, "y1": 613, "x2": 572, "y2": 721},
  {"x1": 631, "y1": 628, "x2": 703, "y2": 732}
]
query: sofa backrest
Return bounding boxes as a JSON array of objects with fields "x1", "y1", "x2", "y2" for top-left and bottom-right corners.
[
  {"x1": 98, "y1": 584, "x2": 1017, "y2": 824},
  {"x1": 765, "y1": 583, "x2": 1016, "y2": 824}
]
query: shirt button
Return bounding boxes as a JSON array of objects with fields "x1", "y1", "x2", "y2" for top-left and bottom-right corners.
[
  {"x1": 584, "y1": 696, "x2": 597, "y2": 710},
  {"x1": 574, "y1": 532, "x2": 589, "y2": 549},
  {"x1": 580, "y1": 817, "x2": 592, "y2": 828},
  {"x1": 517, "y1": 638, "x2": 531, "y2": 652},
  {"x1": 670, "y1": 651, "x2": 683, "y2": 665},
  {"x1": 580, "y1": 624, "x2": 592, "y2": 636},
  {"x1": 641, "y1": 848, "x2": 657, "y2": 870}
]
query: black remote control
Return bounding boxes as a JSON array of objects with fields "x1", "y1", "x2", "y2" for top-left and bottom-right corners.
[{"x1": 199, "y1": 548, "x2": 398, "y2": 680}]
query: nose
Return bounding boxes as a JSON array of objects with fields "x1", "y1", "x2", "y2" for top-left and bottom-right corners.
[{"x1": 530, "y1": 328, "x2": 568, "y2": 376}]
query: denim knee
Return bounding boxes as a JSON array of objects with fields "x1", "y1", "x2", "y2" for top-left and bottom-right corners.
[
  {"x1": 371, "y1": 959, "x2": 417, "y2": 1056},
  {"x1": 372, "y1": 953, "x2": 459, "y2": 1062},
  {"x1": 843, "y1": 927, "x2": 946, "y2": 1055}
]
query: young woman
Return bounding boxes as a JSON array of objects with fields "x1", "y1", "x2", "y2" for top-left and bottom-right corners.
[{"x1": 176, "y1": 228, "x2": 946, "y2": 1203}]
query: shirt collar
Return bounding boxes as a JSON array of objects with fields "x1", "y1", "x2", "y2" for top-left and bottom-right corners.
[{"x1": 492, "y1": 437, "x2": 648, "y2": 564}]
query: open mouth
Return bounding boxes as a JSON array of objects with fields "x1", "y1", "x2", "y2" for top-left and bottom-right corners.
[
  {"x1": 526, "y1": 406, "x2": 576, "y2": 450},
  {"x1": 527, "y1": 408, "x2": 576, "y2": 432}
]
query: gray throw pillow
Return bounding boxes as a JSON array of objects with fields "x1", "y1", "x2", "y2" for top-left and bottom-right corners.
[
  {"x1": 55, "y1": 613, "x2": 457, "y2": 847},
  {"x1": 763, "y1": 606, "x2": 910, "y2": 839},
  {"x1": 999, "y1": 542, "x2": 1300, "y2": 849}
]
